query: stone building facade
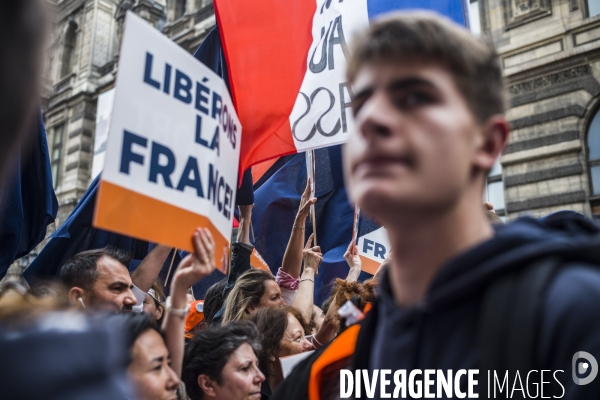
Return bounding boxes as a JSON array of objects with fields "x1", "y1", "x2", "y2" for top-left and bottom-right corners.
[
  {"x1": 0, "y1": 0, "x2": 218, "y2": 282},
  {"x1": 472, "y1": 0, "x2": 600, "y2": 219},
  {"x1": 42, "y1": 0, "x2": 216, "y2": 226}
]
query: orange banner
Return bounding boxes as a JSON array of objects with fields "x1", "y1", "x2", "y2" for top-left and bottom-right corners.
[{"x1": 94, "y1": 181, "x2": 230, "y2": 272}]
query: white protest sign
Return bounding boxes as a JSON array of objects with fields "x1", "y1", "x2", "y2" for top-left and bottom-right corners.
[
  {"x1": 289, "y1": 0, "x2": 369, "y2": 152},
  {"x1": 94, "y1": 12, "x2": 241, "y2": 271},
  {"x1": 280, "y1": 350, "x2": 315, "y2": 378}
]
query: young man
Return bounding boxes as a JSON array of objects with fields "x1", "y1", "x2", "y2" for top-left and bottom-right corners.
[{"x1": 273, "y1": 11, "x2": 600, "y2": 400}]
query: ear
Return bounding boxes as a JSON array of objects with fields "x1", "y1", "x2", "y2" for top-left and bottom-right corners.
[
  {"x1": 197, "y1": 374, "x2": 218, "y2": 398},
  {"x1": 68, "y1": 287, "x2": 85, "y2": 306},
  {"x1": 246, "y1": 305, "x2": 256, "y2": 314},
  {"x1": 473, "y1": 115, "x2": 510, "y2": 173},
  {"x1": 155, "y1": 305, "x2": 164, "y2": 321}
]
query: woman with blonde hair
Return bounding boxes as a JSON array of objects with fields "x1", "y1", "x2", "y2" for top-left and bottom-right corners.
[{"x1": 222, "y1": 269, "x2": 286, "y2": 323}]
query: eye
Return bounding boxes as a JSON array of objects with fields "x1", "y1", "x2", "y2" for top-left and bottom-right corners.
[
  {"x1": 392, "y1": 90, "x2": 435, "y2": 110},
  {"x1": 351, "y1": 99, "x2": 366, "y2": 116},
  {"x1": 351, "y1": 90, "x2": 372, "y2": 116}
]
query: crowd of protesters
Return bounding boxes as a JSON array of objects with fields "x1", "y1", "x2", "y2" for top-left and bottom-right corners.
[
  {"x1": 0, "y1": 176, "x2": 381, "y2": 400},
  {"x1": 2, "y1": 2, "x2": 600, "y2": 399}
]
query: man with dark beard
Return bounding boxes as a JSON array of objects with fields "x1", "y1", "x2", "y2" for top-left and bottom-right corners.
[{"x1": 60, "y1": 247, "x2": 138, "y2": 312}]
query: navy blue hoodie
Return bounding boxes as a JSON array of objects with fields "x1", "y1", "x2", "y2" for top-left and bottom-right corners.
[
  {"x1": 363, "y1": 212, "x2": 600, "y2": 399},
  {"x1": 272, "y1": 212, "x2": 600, "y2": 400}
]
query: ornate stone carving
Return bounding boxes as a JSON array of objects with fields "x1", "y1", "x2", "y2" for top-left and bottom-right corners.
[
  {"x1": 508, "y1": 65, "x2": 591, "y2": 96},
  {"x1": 503, "y1": 0, "x2": 552, "y2": 30}
]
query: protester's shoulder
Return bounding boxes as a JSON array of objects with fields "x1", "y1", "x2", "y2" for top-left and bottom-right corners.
[
  {"x1": 545, "y1": 261, "x2": 600, "y2": 317},
  {"x1": 539, "y1": 261, "x2": 600, "y2": 351}
]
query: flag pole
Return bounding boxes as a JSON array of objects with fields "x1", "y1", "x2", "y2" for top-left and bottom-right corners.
[
  {"x1": 352, "y1": 204, "x2": 360, "y2": 247},
  {"x1": 306, "y1": 150, "x2": 317, "y2": 247},
  {"x1": 164, "y1": 248, "x2": 177, "y2": 287}
]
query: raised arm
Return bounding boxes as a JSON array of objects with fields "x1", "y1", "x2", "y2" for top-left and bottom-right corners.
[
  {"x1": 343, "y1": 241, "x2": 362, "y2": 282},
  {"x1": 291, "y1": 234, "x2": 321, "y2": 324},
  {"x1": 131, "y1": 244, "x2": 172, "y2": 292},
  {"x1": 162, "y1": 228, "x2": 215, "y2": 377},
  {"x1": 236, "y1": 205, "x2": 253, "y2": 245},
  {"x1": 281, "y1": 179, "x2": 317, "y2": 278}
]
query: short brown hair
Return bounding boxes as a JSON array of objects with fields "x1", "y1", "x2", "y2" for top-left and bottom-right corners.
[
  {"x1": 347, "y1": 11, "x2": 506, "y2": 123},
  {"x1": 59, "y1": 246, "x2": 132, "y2": 290}
]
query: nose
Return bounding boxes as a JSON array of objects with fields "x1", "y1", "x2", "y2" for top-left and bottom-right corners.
[
  {"x1": 123, "y1": 288, "x2": 137, "y2": 306},
  {"x1": 357, "y1": 91, "x2": 395, "y2": 141},
  {"x1": 278, "y1": 297, "x2": 286, "y2": 307},
  {"x1": 254, "y1": 365, "x2": 265, "y2": 383},
  {"x1": 301, "y1": 336, "x2": 312, "y2": 352},
  {"x1": 165, "y1": 365, "x2": 180, "y2": 391}
]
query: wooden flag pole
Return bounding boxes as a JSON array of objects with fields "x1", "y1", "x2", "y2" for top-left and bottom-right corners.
[
  {"x1": 306, "y1": 150, "x2": 317, "y2": 247},
  {"x1": 352, "y1": 204, "x2": 360, "y2": 248},
  {"x1": 164, "y1": 248, "x2": 177, "y2": 287}
]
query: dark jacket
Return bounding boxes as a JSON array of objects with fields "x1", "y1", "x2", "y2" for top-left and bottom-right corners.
[{"x1": 272, "y1": 213, "x2": 600, "y2": 400}]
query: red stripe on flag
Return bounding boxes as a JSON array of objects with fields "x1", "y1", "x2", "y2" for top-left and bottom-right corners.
[{"x1": 215, "y1": 0, "x2": 316, "y2": 177}]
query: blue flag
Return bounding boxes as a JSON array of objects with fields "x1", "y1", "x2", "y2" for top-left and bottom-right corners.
[
  {"x1": 0, "y1": 113, "x2": 58, "y2": 279},
  {"x1": 23, "y1": 175, "x2": 152, "y2": 283}
]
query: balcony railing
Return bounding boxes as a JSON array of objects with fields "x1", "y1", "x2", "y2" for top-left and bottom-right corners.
[{"x1": 54, "y1": 72, "x2": 74, "y2": 93}]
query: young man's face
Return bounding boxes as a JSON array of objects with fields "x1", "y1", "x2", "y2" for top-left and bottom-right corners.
[{"x1": 344, "y1": 60, "x2": 485, "y2": 222}]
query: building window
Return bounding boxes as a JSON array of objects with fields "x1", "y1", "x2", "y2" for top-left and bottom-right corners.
[
  {"x1": 61, "y1": 22, "x2": 77, "y2": 78},
  {"x1": 587, "y1": 106, "x2": 600, "y2": 220},
  {"x1": 486, "y1": 157, "x2": 505, "y2": 218},
  {"x1": 174, "y1": 0, "x2": 187, "y2": 19},
  {"x1": 587, "y1": 0, "x2": 600, "y2": 17},
  {"x1": 51, "y1": 124, "x2": 64, "y2": 189},
  {"x1": 469, "y1": 0, "x2": 481, "y2": 35}
]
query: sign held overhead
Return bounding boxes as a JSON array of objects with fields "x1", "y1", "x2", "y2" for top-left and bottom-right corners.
[{"x1": 94, "y1": 12, "x2": 241, "y2": 271}]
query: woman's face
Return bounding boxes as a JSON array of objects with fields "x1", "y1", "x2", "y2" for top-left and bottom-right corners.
[
  {"x1": 142, "y1": 295, "x2": 163, "y2": 323},
  {"x1": 128, "y1": 329, "x2": 179, "y2": 400},
  {"x1": 255, "y1": 280, "x2": 286, "y2": 309},
  {"x1": 278, "y1": 313, "x2": 313, "y2": 357},
  {"x1": 209, "y1": 343, "x2": 265, "y2": 400}
]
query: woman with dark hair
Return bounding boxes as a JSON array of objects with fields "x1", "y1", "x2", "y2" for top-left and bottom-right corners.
[
  {"x1": 124, "y1": 313, "x2": 179, "y2": 400},
  {"x1": 182, "y1": 321, "x2": 265, "y2": 400},
  {"x1": 250, "y1": 307, "x2": 313, "y2": 394},
  {"x1": 222, "y1": 269, "x2": 286, "y2": 323}
]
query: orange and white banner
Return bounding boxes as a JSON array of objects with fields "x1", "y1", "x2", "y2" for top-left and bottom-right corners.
[{"x1": 94, "y1": 12, "x2": 241, "y2": 271}]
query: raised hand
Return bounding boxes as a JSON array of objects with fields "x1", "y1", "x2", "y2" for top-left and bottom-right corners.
[
  {"x1": 343, "y1": 241, "x2": 361, "y2": 270},
  {"x1": 297, "y1": 177, "x2": 317, "y2": 222},
  {"x1": 172, "y1": 228, "x2": 216, "y2": 290},
  {"x1": 302, "y1": 233, "x2": 322, "y2": 273}
]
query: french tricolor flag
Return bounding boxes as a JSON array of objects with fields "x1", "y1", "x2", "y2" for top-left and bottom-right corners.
[{"x1": 215, "y1": 0, "x2": 468, "y2": 175}]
